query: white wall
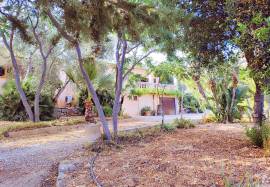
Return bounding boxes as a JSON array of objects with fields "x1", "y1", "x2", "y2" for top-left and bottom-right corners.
[{"x1": 122, "y1": 94, "x2": 179, "y2": 116}]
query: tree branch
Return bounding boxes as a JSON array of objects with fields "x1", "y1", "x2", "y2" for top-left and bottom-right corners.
[
  {"x1": 126, "y1": 42, "x2": 142, "y2": 54},
  {"x1": 123, "y1": 49, "x2": 156, "y2": 80},
  {"x1": 45, "y1": 8, "x2": 76, "y2": 43}
]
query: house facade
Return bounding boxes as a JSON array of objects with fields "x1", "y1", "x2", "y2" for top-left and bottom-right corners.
[
  {"x1": 122, "y1": 67, "x2": 180, "y2": 116},
  {"x1": 0, "y1": 57, "x2": 180, "y2": 117},
  {"x1": 55, "y1": 65, "x2": 180, "y2": 117}
]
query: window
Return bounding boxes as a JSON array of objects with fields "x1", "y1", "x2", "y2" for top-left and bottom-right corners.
[
  {"x1": 0, "y1": 66, "x2": 5, "y2": 77},
  {"x1": 65, "y1": 96, "x2": 73, "y2": 104}
]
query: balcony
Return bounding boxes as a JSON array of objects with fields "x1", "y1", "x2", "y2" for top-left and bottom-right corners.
[{"x1": 137, "y1": 82, "x2": 177, "y2": 90}]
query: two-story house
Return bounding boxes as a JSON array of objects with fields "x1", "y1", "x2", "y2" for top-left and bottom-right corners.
[
  {"x1": 122, "y1": 66, "x2": 180, "y2": 116},
  {"x1": 55, "y1": 65, "x2": 181, "y2": 117}
]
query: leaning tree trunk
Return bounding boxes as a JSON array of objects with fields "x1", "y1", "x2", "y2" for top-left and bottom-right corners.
[
  {"x1": 228, "y1": 71, "x2": 239, "y2": 123},
  {"x1": 253, "y1": 82, "x2": 265, "y2": 125},
  {"x1": 112, "y1": 38, "x2": 127, "y2": 138},
  {"x1": 192, "y1": 75, "x2": 209, "y2": 106},
  {"x1": 2, "y1": 33, "x2": 34, "y2": 121},
  {"x1": 75, "y1": 43, "x2": 111, "y2": 140},
  {"x1": 34, "y1": 61, "x2": 47, "y2": 122}
]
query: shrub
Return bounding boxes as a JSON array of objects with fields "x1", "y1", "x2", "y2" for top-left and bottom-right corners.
[
  {"x1": 246, "y1": 124, "x2": 270, "y2": 149},
  {"x1": 173, "y1": 118, "x2": 195, "y2": 129},
  {"x1": 103, "y1": 106, "x2": 113, "y2": 117},
  {"x1": 0, "y1": 80, "x2": 55, "y2": 121},
  {"x1": 161, "y1": 123, "x2": 176, "y2": 132},
  {"x1": 201, "y1": 114, "x2": 217, "y2": 124}
]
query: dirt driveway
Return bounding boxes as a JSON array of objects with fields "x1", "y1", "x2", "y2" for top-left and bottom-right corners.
[{"x1": 0, "y1": 118, "x2": 161, "y2": 187}]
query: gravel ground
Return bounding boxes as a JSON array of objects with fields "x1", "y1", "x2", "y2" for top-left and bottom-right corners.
[
  {"x1": 0, "y1": 128, "x2": 94, "y2": 187},
  {"x1": 0, "y1": 118, "x2": 163, "y2": 187}
]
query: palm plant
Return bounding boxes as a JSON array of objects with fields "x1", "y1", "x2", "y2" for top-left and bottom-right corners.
[
  {"x1": 65, "y1": 58, "x2": 114, "y2": 119},
  {"x1": 208, "y1": 83, "x2": 251, "y2": 123}
]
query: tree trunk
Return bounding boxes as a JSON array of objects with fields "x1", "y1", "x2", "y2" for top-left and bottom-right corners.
[
  {"x1": 228, "y1": 71, "x2": 238, "y2": 123},
  {"x1": 25, "y1": 55, "x2": 34, "y2": 79},
  {"x1": 192, "y1": 75, "x2": 209, "y2": 105},
  {"x1": 253, "y1": 82, "x2": 264, "y2": 125},
  {"x1": 34, "y1": 61, "x2": 47, "y2": 122},
  {"x1": 180, "y1": 87, "x2": 184, "y2": 119},
  {"x1": 112, "y1": 38, "x2": 127, "y2": 138},
  {"x1": 24, "y1": 49, "x2": 37, "y2": 80},
  {"x1": 119, "y1": 95, "x2": 125, "y2": 114},
  {"x1": 2, "y1": 33, "x2": 34, "y2": 122},
  {"x1": 244, "y1": 49, "x2": 265, "y2": 125},
  {"x1": 75, "y1": 43, "x2": 111, "y2": 140}
]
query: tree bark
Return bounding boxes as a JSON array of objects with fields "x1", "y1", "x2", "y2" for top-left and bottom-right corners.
[
  {"x1": 253, "y1": 82, "x2": 264, "y2": 125},
  {"x1": 75, "y1": 43, "x2": 111, "y2": 140},
  {"x1": 112, "y1": 38, "x2": 127, "y2": 138},
  {"x1": 34, "y1": 61, "x2": 47, "y2": 122},
  {"x1": 2, "y1": 33, "x2": 34, "y2": 122},
  {"x1": 244, "y1": 49, "x2": 265, "y2": 125},
  {"x1": 228, "y1": 71, "x2": 238, "y2": 123},
  {"x1": 192, "y1": 75, "x2": 209, "y2": 107}
]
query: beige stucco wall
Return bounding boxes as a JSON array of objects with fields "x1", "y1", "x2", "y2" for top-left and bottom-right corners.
[
  {"x1": 122, "y1": 94, "x2": 178, "y2": 116},
  {"x1": 56, "y1": 81, "x2": 78, "y2": 108},
  {"x1": 122, "y1": 94, "x2": 157, "y2": 116},
  {"x1": 55, "y1": 71, "x2": 78, "y2": 108}
]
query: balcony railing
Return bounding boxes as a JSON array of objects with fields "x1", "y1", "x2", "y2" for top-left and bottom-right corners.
[{"x1": 137, "y1": 82, "x2": 177, "y2": 90}]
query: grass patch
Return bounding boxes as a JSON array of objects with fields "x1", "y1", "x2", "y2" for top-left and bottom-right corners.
[
  {"x1": 0, "y1": 117, "x2": 86, "y2": 139},
  {"x1": 173, "y1": 118, "x2": 196, "y2": 129},
  {"x1": 200, "y1": 114, "x2": 217, "y2": 124},
  {"x1": 161, "y1": 123, "x2": 176, "y2": 132}
]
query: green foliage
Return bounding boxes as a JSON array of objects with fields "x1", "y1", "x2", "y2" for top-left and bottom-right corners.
[
  {"x1": 229, "y1": 1, "x2": 270, "y2": 87},
  {"x1": 149, "y1": 62, "x2": 174, "y2": 84},
  {"x1": 173, "y1": 118, "x2": 195, "y2": 129},
  {"x1": 181, "y1": 93, "x2": 203, "y2": 113},
  {"x1": 131, "y1": 88, "x2": 180, "y2": 97},
  {"x1": 103, "y1": 105, "x2": 113, "y2": 117},
  {"x1": 0, "y1": 80, "x2": 55, "y2": 121},
  {"x1": 161, "y1": 123, "x2": 176, "y2": 132},
  {"x1": 78, "y1": 89, "x2": 114, "y2": 112},
  {"x1": 246, "y1": 124, "x2": 270, "y2": 148},
  {"x1": 209, "y1": 85, "x2": 250, "y2": 123},
  {"x1": 82, "y1": 57, "x2": 97, "y2": 80}
]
